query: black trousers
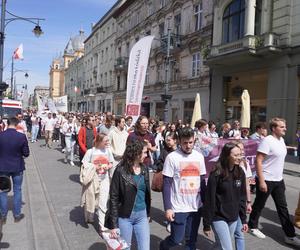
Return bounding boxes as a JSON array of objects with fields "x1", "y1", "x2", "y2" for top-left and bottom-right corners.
[
  {"x1": 248, "y1": 178, "x2": 295, "y2": 237},
  {"x1": 60, "y1": 133, "x2": 66, "y2": 149},
  {"x1": 53, "y1": 128, "x2": 60, "y2": 141}
]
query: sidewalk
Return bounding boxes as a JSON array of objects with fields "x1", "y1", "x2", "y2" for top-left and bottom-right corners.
[{"x1": 0, "y1": 146, "x2": 67, "y2": 250}]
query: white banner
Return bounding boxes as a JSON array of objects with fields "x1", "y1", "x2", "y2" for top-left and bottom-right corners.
[
  {"x1": 37, "y1": 95, "x2": 58, "y2": 117},
  {"x1": 126, "y1": 36, "x2": 154, "y2": 122},
  {"x1": 53, "y1": 95, "x2": 68, "y2": 113}
]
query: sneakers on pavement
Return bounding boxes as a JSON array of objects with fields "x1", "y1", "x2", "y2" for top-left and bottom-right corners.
[
  {"x1": 64, "y1": 158, "x2": 68, "y2": 164},
  {"x1": 14, "y1": 213, "x2": 25, "y2": 223},
  {"x1": 70, "y1": 161, "x2": 75, "y2": 167},
  {"x1": 284, "y1": 236, "x2": 300, "y2": 247},
  {"x1": 249, "y1": 228, "x2": 266, "y2": 239}
]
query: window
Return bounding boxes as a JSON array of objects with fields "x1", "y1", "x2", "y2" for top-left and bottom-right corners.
[
  {"x1": 126, "y1": 42, "x2": 130, "y2": 56},
  {"x1": 117, "y1": 76, "x2": 121, "y2": 90},
  {"x1": 148, "y1": 2, "x2": 154, "y2": 16},
  {"x1": 191, "y1": 52, "x2": 201, "y2": 77},
  {"x1": 159, "y1": 23, "x2": 165, "y2": 37},
  {"x1": 222, "y1": 0, "x2": 245, "y2": 43},
  {"x1": 174, "y1": 14, "x2": 181, "y2": 35},
  {"x1": 145, "y1": 67, "x2": 150, "y2": 85},
  {"x1": 194, "y1": 3, "x2": 203, "y2": 31},
  {"x1": 255, "y1": 0, "x2": 262, "y2": 35}
]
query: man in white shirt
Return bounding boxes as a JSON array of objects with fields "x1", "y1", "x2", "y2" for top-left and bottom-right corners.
[
  {"x1": 248, "y1": 118, "x2": 300, "y2": 247},
  {"x1": 43, "y1": 113, "x2": 55, "y2": 148},
  {"x1": 108, "y1": 116, "x2": 128, "y2": 177},
  {"x1": 160, "y1": 127, "x2": 206, "y2": 250}
]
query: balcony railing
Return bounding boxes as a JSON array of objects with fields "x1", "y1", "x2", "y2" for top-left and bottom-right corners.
[
  {"x1": 210, "y1": 33, "x2": 280, "y2": 58},
  {"x1": 114, "y1": 57, "x2": 129, "y2": 71}
]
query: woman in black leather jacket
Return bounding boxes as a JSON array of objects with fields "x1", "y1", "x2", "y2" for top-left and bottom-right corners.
[{"x1": 105, "y1": 140, "x2": 151, "y2": 250}]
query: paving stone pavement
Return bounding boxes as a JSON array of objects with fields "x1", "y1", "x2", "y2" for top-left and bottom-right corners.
[{"x1": 0, "y1": 140, "x2": 299, "y2": 249}]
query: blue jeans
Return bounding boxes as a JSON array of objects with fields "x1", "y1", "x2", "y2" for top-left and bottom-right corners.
[
  {"x1": 31, "y1": 125, "x2": 39, "y2": 142},
  {"x1": 0, "y1": 171, "x2": 23, "y2": 217},
  {"x1": 160, "y1": 208, "x2": 202, "y2": 250},
  {"x1": 212, "y1": 220, "x2": 238, "y2": 250},
  {"x1": 234, "y1": 217, "x2": 245, "y2": 250},
  {"x1": 118, "y1": 209, "x2": 150, "y2": 250}
]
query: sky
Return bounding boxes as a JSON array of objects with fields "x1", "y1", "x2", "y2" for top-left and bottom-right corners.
[{"x1": 2, "y1": 0, "x2": 116, "y2": 95}]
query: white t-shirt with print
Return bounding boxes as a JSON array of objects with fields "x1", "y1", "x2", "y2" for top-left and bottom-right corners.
[
  {"x1": 257, "y1": 135, "x2": 287, "y2": 181},
  {"x1": 82, "y1": 147, "x2": 114, "y2": 180},
  {"x1": 162, "y1": 148, "x2": 206, "y2": 213}
]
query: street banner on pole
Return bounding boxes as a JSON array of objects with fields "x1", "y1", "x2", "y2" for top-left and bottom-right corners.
[
  {"x1": 53, "y1": 95, "x2": 68, "y2": 113},
  {"x1": 126, "y1": 36, "x2": 154, "y2": 122}
]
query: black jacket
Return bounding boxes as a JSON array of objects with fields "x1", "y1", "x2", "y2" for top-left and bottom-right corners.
[
  {"x1": 203, "y1": 165, "x2": 246, "y2": 231},
  {"x1": 105, "y1": 163, "x2": 151, "y2": 229}
]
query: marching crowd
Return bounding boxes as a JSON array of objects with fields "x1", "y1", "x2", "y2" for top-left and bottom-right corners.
[{"x1": 0, "y1": 110, "x2": 300, "y2": 249}]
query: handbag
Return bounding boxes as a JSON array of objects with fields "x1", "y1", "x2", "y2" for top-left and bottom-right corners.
[{"x1": 151, "y1": 171, "x2": 163, "y2": 192}]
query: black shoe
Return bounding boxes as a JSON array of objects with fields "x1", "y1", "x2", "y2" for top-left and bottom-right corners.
[{"x1": 14, "y1": 214, "x2": 25, "y2": 223}]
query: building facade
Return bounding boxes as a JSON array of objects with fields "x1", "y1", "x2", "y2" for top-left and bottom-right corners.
[
  {"x1": 51, "y1": 30, "x2": 86, "y2": 103},
  {"x1": 49, "y1": 57, "x2": 64, "y2": 98},
  {"x1": 82, "y1": 2, "x2": 120, "y2": 113},
  {"x1": 112, "y1": 0, "x2": 213, "y2": 122},
  {"x1": 208, "y1": 0, "x2": 300, "y2": 143}
]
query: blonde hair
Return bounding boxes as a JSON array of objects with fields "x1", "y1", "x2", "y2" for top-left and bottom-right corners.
[{"x1": 269, "y1": 117, "x2": 286, "y2": 132}]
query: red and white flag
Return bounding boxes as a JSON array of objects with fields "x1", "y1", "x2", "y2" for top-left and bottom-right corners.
[{"x1": 13, "y1": 44, "x2": 24, "y2": 60}]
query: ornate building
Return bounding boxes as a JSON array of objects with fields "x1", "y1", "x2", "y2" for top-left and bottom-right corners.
[
  {"x1": 112, "y1": 0, "x2": 213, "y2": 122},
  {"x1": 208, "y1": 0, "x2": 300, "y2": 143},
  {"x1": 50, "y1": 30, "x2": 86, "y2": 100}
]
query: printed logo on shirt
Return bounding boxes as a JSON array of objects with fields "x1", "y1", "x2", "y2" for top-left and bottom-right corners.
[
  {"x1": 179, "y1": 161, "x2": 201, "y2": 195},
  {"x1": 93, "y1": 155, "x2": 109, "y2": 175}
]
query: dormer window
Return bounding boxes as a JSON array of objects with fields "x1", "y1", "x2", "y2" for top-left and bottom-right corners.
[{"x1": 222, "y1": 0, "x2": 245, "y2": 44}]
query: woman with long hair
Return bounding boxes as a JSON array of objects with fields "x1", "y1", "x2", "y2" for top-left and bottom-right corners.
[
  {"x1": 105, "y1": 140, "x2": 151, "y2": 250},
  {"x1": 203, "y1": 142, "x2": 247, "y2": 250},
  {"x1": 81, "y1": 133, "x2": 113, "y2": 231}
]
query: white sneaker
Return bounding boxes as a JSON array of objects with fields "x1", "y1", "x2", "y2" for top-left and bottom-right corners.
[
  {"x1": 64, "y1": 158, "x2": 68, "y2": 164},
  {"x1": 70, "y1": 161, "x2": 75, "y2": 166},
  {"x1": 166, "y1": 222, "x2": 171, "y2": 233},
  {"x1": 284, "y1": 236, "x2": 300, "y2": 247},
  {"x1": 62, "y1": 149, "x2": 65, "y2": 153},
  {"x1": 249, "y1": 228, "x2": 266, "y2": 239}
]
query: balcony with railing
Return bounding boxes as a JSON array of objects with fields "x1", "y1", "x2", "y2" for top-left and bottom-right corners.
[
  {"x1": 209, "y1": 33, "x2": 281, "y2": 58},
  {"x1": 114, "y1": 57, "x2": 129, "y2": 71}
]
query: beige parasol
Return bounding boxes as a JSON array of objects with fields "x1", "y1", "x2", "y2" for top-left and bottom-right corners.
[
  {"x1": 191, "y1": 93, "x2": 202, "y2": 128},
  {"x1": 240, "y1": 89, "x2": 250, "y2": 128}
]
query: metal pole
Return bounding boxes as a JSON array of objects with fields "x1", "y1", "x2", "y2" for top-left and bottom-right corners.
[
  {"x1": 10, "y1": 55, "x2": 13, "y2": 98},
  {"x1": 0, "y1": 0, "x2": 6, "y2": 86},
  {"x1": 163, "y1": 28, "x2": 171, "y2": 123}
]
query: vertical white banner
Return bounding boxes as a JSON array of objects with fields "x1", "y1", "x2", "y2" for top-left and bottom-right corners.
[{"x1": 126, "y1": 36, "x2": 154, "y2": 122}]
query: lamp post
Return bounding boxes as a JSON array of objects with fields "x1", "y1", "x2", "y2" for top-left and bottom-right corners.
[
  {"x1": 13, "y1": 70, "x2": 28, "y2": 99},
  {"x1": 0, "y1": 0, "x2": 45, "y2": 97}
]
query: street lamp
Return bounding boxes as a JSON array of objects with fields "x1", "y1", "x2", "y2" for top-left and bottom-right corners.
[{"x1": 0, "y1": 0, "x2": 45, "y2": 97}]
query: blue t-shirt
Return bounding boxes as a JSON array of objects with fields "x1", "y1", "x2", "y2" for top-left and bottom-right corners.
[{"x1": 133, "y1": 174, "x2": 146, "y2": 211}]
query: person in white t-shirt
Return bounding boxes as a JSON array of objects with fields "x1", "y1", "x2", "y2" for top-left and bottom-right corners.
[
  {"x1": 160, "y1": 127, "x2": 206, "y2": 250},
  {"x1": 42, "y1": 113, "x2": 55, "y2": 148},
  {"x1": 248, "y1": 118, "x2": 300, "y2": 248},
  {"x1": 82, "y1": 133, "x2": 113, "y2": 233}
]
